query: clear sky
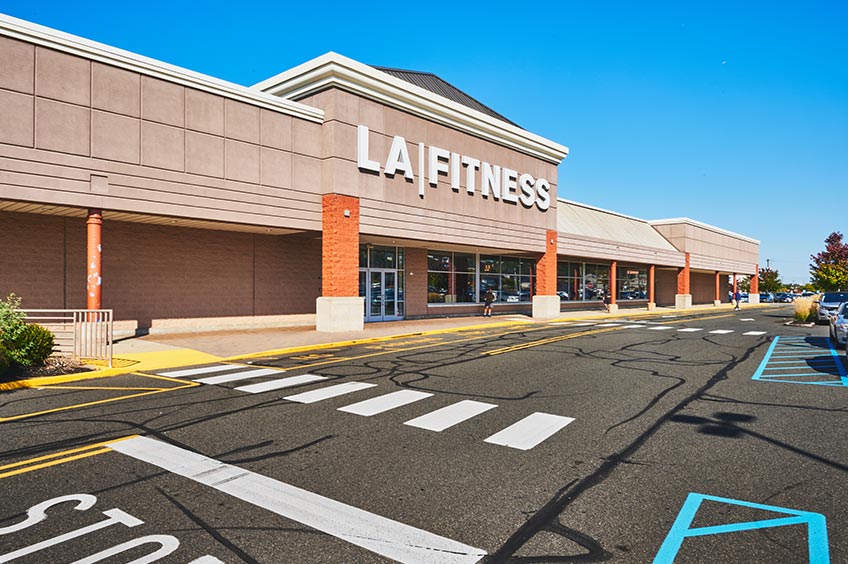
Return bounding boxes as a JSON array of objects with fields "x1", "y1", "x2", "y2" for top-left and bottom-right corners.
[{"x1": 2, "y1": 1, "x2": 845, "y2": 283}]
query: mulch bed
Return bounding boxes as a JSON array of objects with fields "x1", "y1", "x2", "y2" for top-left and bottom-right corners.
[{"x1": 1, "y1": 356, "x2": 92, "y2": 383}]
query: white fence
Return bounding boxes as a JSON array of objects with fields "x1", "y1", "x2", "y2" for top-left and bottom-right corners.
[{"x1": 22, "y1": 309, "x2": 114, "y2": 368}]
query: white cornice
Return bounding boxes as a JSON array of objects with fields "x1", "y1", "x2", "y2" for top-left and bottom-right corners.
[
  {"x1": 253, "y1": 52, "x2": 570, "y2": 165},
  {"x1": 0, "y1": 13, "x2": 324, "y2": 123},
  {"x1": 649, "y1": 217, "x2": 760, "y2": 245}
]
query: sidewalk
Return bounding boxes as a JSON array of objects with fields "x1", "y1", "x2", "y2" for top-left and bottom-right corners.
[{"x1": 2, "y1": 302, "x2": 773, "y2": 391}]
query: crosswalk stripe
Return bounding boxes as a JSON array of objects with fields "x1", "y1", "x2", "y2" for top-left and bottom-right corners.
[
  {"x1": 339, "y1": 390, "x2": 433, "y2": 416},
  {"x1": 743, "y1": 331, "x2": 767, "y2": 336},
  {"x1": 194, "y1": 368, "x2": 284, "y2": 385},
  {"x1": 709, "y1": 330, "x2": 734, "y2": 334},
  {"x1": 158, "y1": 364, "x2": 239, "y2": 378},
  {"x1": 648, "y1": 326, "x2": 673, "y2": 331},
  {"x1": 235, "y1": 374, "x2": 327, "y2": 394},
  {"x1": 677, "y1": 328, "x2": 703, "y2": 332},
  {"x1": 284, "y1": 382, "x2": 377, "y2": 404},
  {"x1": 570, "y1": 322, "x2": 595, "y2": 327},
  {"x1": 595, "y1": 323, "x2": 621, "y2": 327},
  {"x1": 483, "y1": 412, "x2": 574, "y2": 451},
  {"x1": 404, "y1": 400, "x2": 498, "y2": 432},
  {"x1": 740, "y1": 318, "x2": 755, "y2": 321},
  {"x1": 621, "y1": 324, "x2": 647, "y2": 329}
]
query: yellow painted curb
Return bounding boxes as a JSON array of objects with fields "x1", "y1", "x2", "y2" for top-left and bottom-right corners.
[
  {"x1": 224, "y1": 320, "x2": 531, "y2": 361},
  {"x1": 0, "y1": 348, "x2": 221, "y2": 392}
]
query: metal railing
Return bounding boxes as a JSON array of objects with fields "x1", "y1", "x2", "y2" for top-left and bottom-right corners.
[{"x1": 22, "y1": 309, "x2": 114, "y2": 368}]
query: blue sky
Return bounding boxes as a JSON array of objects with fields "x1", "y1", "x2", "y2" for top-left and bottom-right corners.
[{"x1": 3, "y1": 1, "x2": 845, "y2": 283}]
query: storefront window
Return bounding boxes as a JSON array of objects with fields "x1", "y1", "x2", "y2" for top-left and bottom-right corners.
[
  {"x1": 617, "y1": 266, "x2": 648, "y2": 300},
  {"x1": 426, "y1": 252, "x2": 534, "y2": 304},
  {"x1": 556, "y1": 261, "x2": 583, "y2": 301}
]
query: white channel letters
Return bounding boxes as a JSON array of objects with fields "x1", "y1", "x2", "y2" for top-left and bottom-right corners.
[
  {"x1": 0, "y1": 493, "x2": 222, "y2": 564},
  {"x1": 357, "y1": 125, "x2": 551, "y2": 211}
]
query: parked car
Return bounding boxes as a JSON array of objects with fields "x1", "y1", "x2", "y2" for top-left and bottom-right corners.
[
  {"x1": 817, "y1": 292, "x2": 848, "y2": 323},
  {"x1": 759, "y1": 292, "x2": 775, "y2": 303},
  {"x1": 774, "y1": 292, "x2": 794, "y2": 303},
  {"x1": 829, "y1": 302, "x2": 848, "y2": 348},
  {"x1": 740, "y1": 292, "x2": 749, "y2": 303}
]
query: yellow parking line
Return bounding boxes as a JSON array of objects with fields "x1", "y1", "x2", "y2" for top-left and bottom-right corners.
[
  {"x1": 484, "y1": 327, "x2": 623, "y2": 356},
  {"x1": 39, "y1": 386, "x2": 167, "y2": 391},
  {"x1": 0, "y1": 376, "x2": 199, "y2": 423},
  {"x1": 0, "y1": 435, "x2": 138, "y2": 479}
]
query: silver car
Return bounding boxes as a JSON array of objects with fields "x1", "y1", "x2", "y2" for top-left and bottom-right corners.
[
  {"x1": 817, "y1": 292, "x2": 848, "y2": 323},
  {"x1": 829, "y1": 302, "x2": 848, "y2": 348}
]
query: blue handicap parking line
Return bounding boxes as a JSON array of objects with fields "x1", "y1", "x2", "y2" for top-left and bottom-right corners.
[
  {"x1": 654, "y1": 493, "x2": 830, "y2": 564},
  {"x1": 752, "y1": 336, "x2": 848, "y2": 387}
]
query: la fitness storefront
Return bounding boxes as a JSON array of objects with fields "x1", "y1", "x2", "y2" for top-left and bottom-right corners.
[{"x1": 0, "y1": 15, "x2": 760, "y2": 334}]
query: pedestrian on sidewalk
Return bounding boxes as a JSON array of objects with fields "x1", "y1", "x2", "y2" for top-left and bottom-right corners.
[
  {"x1": 483, "y1": 289, "x2": 495, "y2": 317},
  {"x1": 603, "y1": 289, "x2": 611, "y2": 313},
  {"x1": 734, "y1": 290, "x2": 742, "y2": 311}
]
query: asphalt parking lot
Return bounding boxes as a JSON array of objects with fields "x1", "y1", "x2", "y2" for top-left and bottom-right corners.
[{"x1": 1, "y1": 305, "x2": 844, "y2": 563}]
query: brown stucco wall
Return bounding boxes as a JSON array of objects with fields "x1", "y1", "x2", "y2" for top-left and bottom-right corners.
[
  {"x1": 651, "y1": 222, "x2": 758, "y2": 275},
  {"x1": 0, "y1": 211, "x2": 320, "y2": 327},
  {"x1": 297, "y1": 89, "x2": 559, "y2": 254},
  {"x1": 0, "y1": 36, "x2": 322, "y2": 232}
]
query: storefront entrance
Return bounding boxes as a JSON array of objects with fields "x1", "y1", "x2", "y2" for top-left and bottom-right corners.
[{"x1": 360, "y1": 269, "x2": 404, "y2": 321}]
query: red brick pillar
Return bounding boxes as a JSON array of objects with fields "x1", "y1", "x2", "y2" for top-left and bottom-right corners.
[
  {"x1": 609, "y1": 260, "x2": 617, "y2": 305},
  {"x1": 750, "y1": 263, "x2": 759, "y2": 294},
  {"x1": 534, "y1": 229, "x2": 557, "y2": 295},
  {"x1": 532, "y1": 229, "x2": 560, "y2": 318},
  {"x1": 321, "y1": 194, "x2": 359, "y2": 297},
  {"x1": 733, "y1": 274, "x2": 738, "y2": 295},
  {"x1": 715, "y1": 271, "x2": 721, "y2": 303},
  {"x1": 648, "y1": 264, "x2": 656, "y2": 310},
  {"x1": 317, "y1": 195, "x2": 363, "y2": 331},
  {"x1": 675, "y1": 252, "x2": 691, "y2": 309},
  {"x1": 86, "y1": 209, "x2": 103, "y2": 310}
]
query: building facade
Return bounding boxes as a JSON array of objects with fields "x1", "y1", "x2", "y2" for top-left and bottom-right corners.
[{"x1": 0, "y1": 15, "x2": 759, "y2": 334}]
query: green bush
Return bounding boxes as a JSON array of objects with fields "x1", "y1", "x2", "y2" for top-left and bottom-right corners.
[
  {"x1": 0, "y1": 343, "x2": 10, "y2": 377},
  {"x1": 7, "y1": 323, "x2": 55, "y2": 367},
  {"x1": 0, "y1": 293, "x2": 26, "y2": 347}
]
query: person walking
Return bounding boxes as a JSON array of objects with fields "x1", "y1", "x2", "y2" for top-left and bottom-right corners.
[
  {"x1": 603, "y1": 288, "x2": 612, "y2": 313},
  {"x1": 483, "y1": 289, "x2": 495, "y2": 317},
  {"x1": 734, "y1": 289, "x2": 742, "y2": 311}
]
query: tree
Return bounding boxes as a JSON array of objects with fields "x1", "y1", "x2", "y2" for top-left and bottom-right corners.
[
  {"x1": 758, "y1": 267, "x2": 782, "y2": 293},
  {"x1": 810, "y1": 232, "x2": 848, "y2": 291},
  {"x1": 738, "y1": 276, "x2": 751, "y2": 292}
]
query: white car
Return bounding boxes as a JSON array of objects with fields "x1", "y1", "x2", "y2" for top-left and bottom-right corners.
[
  {"x1": 817, "y1": 292, "x2": 848, "y2": 323},
  {"x1": 829, "y1": 302, "x2": 848, "y2": 348}
]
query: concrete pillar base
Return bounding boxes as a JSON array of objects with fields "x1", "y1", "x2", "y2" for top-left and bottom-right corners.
[
  {"x1": 647, "y1": 302, "x2": 656, "y2": 311},
  {"x1": 316, "y1": 297, "x2": 364, "y2": 332},
  {"x1": 748, "y1": 294, "x2": 761, "y2": 304},
  {"x1": 713, "y1": 300, "x2": 722, "y2": 307},
  {"x1": 532, "y1": 295, "x2": 562, "y2": 319},
  {"x1": 675, "y1": 294, "x2": 692, "y2": 309},
  {"x1": 608, "y1": 304, "x2": 619, "y2": 313}
]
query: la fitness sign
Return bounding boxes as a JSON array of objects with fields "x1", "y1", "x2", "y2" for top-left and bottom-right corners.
[{"x1": 356, "y1": 125, "x2": 552, "y2": 211}]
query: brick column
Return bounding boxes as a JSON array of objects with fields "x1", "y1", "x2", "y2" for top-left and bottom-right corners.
[
  {"x1": 733, "y1": 273, "x2": 737, "y2": 295},
  {"x1": 713, "y1": 271, "x2": 721, "y2": 306},
  {"x1": 532, "y1": 229, "x2": 560, "y2": 318},
  {"x1": 675, "y1": 252, "x2": 692, "y2": 309},
  {"x1": 317, "y1": 194, "x2": 364, "y2": 331},
  {"x1": 86, "y1": 209, "x2": 103, "y2": 310},
  {"x1": 647, "y1": 264, "x2": 656, "y2": 310},
  {"x1": 608, "y1": 260, "x2": 619, "y2": 312},
  {"x1": 748, "y1": 263, "x2": 761, "y2": 304}
]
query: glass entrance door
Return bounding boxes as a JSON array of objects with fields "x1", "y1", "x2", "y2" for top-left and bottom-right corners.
[{"x1": 362, "y1": 269, "x2": 403, "y2": 322}]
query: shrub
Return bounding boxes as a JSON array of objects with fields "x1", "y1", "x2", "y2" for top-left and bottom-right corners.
[
  {"x1": 0, "y1": 293, "x2": 26, "y2": 347},
  {"x1": 0, "y1": 343, "x2": 10, "y2": 377},
  {"x1": 793, "y1": 296, "x2": 818, "y2": 322},
  {"x1": 7, "y1": 323, "x2": 55, "y2": 367}
]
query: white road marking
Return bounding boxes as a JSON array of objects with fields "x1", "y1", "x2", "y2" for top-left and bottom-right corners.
[
  {"x1": 740, "y1": 318, "x2": 755, "y2": 321},
  {"x1": 709, "y1": 330, "x2": 734, "y2": 334},
  {"x1": 621, "y1": 324, "x2": 646, "y2": 329},
  {"x1": 648, "y1": 326, "x2": 674, "y2": 331},
  {"x1": 484, "y1": 412, "x2": 575, "y2": 451},
  {"x1": 194, "y1": 368, "x2": 284, "y2": 385},
  {"x1": 108, "y1": 436, "x2": 486, "y2": 564},
  {"x1": 677, "y1": 328, "x2": 703, "y2": 332},
  {"x1": 743, "y1": 331, "x2": 767, "y2": 336},
  {"x1": 570, "y1": 322, "x2": 595, "y2": 327},
  {"x1": 235, "y1": 374, "x2": 328, "y2": 394},
  {"x1": 339, "y1": 390, "x2": 433, "y2": 416},
  {"x1": 548, "y1": 322, "x2": 574, "y2": 325},
  {"x1": 284, "y1": 382, "x2": 377, "y2": 404},
  {"x1": 404, "y1": 400, "x2": 498, "y2": 432},
  {"x1": 158, "y1": 365, "x2": 240, "y2": 378},
  {"x1": 595, "y1": 323, "x2": 621, "y2": 327}
]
